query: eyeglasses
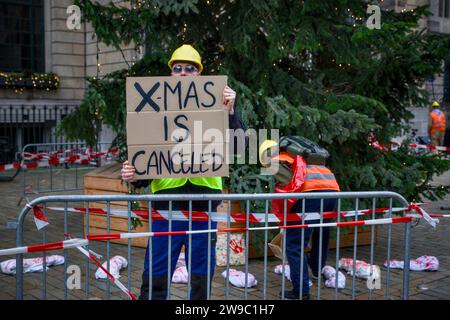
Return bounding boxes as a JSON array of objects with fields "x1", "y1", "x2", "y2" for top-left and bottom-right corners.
[{"x1": 172, "y1": 65, "x2": 198, "y2": 74}]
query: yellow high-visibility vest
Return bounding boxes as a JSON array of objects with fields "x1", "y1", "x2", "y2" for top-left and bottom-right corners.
[{"x1": 151, "y1": 177, "x2": 222, "y2": 193}]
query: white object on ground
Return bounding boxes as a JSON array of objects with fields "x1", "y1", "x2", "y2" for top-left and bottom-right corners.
[
  {"x1": 176, "y1": 252, "x2": 186, "y2": 269},
  {"x1": 172, "y1": 266, "x2": 189, "y2": 283},
  {"x1": 383, "y1": 255, "x2": 439, "y2": 271},
  {"x1": 274, "y1": 264, "x2": 291, "y2": 281},
  {"x1": 0, "y1": 255, "x2": 64, "y2": 275},
  {"x1": 321, "y1": 265, "x2": 346, "y2": 289},
  {"x1": 338, "y1": 258, "x2": 380, "y2": 279},
  {"x1": 95, "y1": 256, "x2": 128, "y2": 280},
  {"x1": 221, "y1": 269, "x2": 258, "y2": 288},
  {"x1": 274, "y1": 264, "x2": 313, "y2": 287}
]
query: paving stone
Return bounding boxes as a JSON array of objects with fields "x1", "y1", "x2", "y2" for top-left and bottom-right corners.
[{"x1": 1, "y1": 169, "x2": 449, "y2": 300}]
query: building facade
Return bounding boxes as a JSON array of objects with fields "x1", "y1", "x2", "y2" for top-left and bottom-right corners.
[
  {"x1": 382, "y1": 0, "x2": 450, "y2": 138},
  {"x1": 0, "y1": 0, "x2": 139, "y2": 163}
]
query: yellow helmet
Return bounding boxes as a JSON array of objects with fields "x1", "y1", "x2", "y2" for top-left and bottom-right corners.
[
  {"x1": 168, "y1": 44, "x2": 203, "y2": 73},
  {"x1": 259, "y1": 139, "x2": 278, "y2": 167},
  {"x1": 431, "y1": 101, "x2": 440, "y2": 108}
]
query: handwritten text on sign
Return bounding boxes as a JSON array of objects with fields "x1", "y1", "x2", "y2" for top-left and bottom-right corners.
[{"x1": 126, "y1": 76, "x2": 229, "y2": 179}]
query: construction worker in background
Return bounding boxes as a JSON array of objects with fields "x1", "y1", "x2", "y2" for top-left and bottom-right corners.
[
  {"x1": 428, "y1": 101, "x2": 446, "y2": 150},
  {"x1": 259, "y1": 136, "x2": 340, "y2": 300},
  {"x1": 121, "y1": 44, "x2": 246, "y2": 300}
]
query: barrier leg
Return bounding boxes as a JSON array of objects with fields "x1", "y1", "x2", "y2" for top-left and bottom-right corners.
[{"x1": 402, "y1": 221, "x2": 411, "y2": 300}]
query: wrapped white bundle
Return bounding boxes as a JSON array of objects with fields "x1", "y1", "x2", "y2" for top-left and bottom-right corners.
[{"x1": 95, "y1": 256, "x2": 128, "y2": 280}]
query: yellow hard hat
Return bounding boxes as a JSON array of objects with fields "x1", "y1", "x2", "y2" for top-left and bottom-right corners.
[
  {"x1": 168, "y1": 44, "x2": 203, "y2": 73},
  {"x1": 432, "y1": 101, "x2": 440, "y2": 108},
  {"x1": 259, "y1": 139, "x2": 278, "y2": 167}
]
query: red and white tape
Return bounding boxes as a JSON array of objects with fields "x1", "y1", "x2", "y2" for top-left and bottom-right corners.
[
  {"x1": 0, "y1": 147, "x2": 118, "y2": 172},
  {"x1": 43, "y1": 206, "x2": 406, "y2": 224},
  {"x1": 0, "y1": 238, "x2": 88, "y2": 256},
  {"x1": 22, "y1": 147, "x2": 118, "y2": 161},
  {"x1": 84, "y1": 216, "x2": 414, "y2": 240},
  {"x1": 0, "y1": 235, "x2": 135, "y2": 300},
  {"x1": 0, "y1": 215, "x2": 414, "y2": 258},
  {"x1": 74, "y1": 245, "x2": 136, "y2": 300},
  {"x1": 409, "y1": 144, "x2": 450, "y2": 152}
]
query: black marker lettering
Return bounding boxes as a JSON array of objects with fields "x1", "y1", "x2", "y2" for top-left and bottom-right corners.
[
  {"x1": 199, "y1": 155, "x2": 209, "y2": 173},
  {"x1": 174, "y1": 114, "x2": 189, "y2": 142},
  {"x1": 202, "y1": 81, "x2": 216, "y2": 108},
  {"x1": 146, "y1": 151, "x2": 160, "y2": 175},
  {"x1": 164, "y1": 81, "x2": 182, "y2": 110},
  {"x1": 184, "y1": 81, "x2": 200, "y2": 109},
  {"x1": 159, "y1": 150, "x2": 172, "y2": 174},
  {"x1": 163, "y1": 116, "x2": 168, "y2": 141},
  {"x1": 134, "y1": 82, "x2": 160, "y2": 112},
  {"x1": 181, "y1": 152, "x2": 191, "y2": 174},
  {"x1": 190, "y1": 152, "x2": 200, "y2": 174},
  {"x1": 212, "y1": 152, "x2": 223, "y2": 172},
  {"x1": 131, "y1": 150, "x2": 146, "y2": 175},
  {"x1": 171, "y1": 151, "x2": 182, "y2": 174}
]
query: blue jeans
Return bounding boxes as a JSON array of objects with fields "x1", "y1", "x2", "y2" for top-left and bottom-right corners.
[
  {"x1": 140, "y1": 181, "x2": 221, "y2": 299},
  {"x1": 143, "y1": 220, "x2": 217, "y2": 277},
  {"x1": 285, "y1": 191, "x2": 337, "y2": 295}
]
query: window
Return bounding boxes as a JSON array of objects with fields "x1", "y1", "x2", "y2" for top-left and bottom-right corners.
[
  {"x1": 0, "y1": 0, "x2": 44, "y2": 73},
  {"x1": 439, "y1": 0, "x2": 450, "y2": 18}
]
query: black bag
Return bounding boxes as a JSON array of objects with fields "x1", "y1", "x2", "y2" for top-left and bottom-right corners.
[{"x1": 279, "y1": 135, "x2": 329, "y2": 165}]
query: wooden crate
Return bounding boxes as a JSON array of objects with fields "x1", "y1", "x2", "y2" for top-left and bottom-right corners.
[
  {"x1": 329, "y1": 225, "x2": 377, "y2": 249},
  {"x1": 83, "y1": 162, "x2": 149, "y2": 248}
]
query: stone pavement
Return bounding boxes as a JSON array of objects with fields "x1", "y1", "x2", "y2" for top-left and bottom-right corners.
[{"x1": 0, "y1": 168, "x2": 449, "y2": 300}]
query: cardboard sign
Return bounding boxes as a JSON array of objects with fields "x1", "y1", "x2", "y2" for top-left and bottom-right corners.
[
  {"x1": 126, "y1": 76, "x2": 229, "y2": 179},
  {"x1": 126, "y1": 110, "x2": 228, "y2": 145},
  {"x1": 128, "y1": 143, "x2": 228, "y2": 179}
]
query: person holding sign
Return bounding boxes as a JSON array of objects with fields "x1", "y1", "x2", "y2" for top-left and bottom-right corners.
[{"x1": 121, "y1": 44, "x2": 246, "y2": 300}]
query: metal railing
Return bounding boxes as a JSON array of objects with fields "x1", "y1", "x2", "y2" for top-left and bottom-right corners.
[
  {"x1": 11, "y1": 191, "x2": 412, "y2": 300},
  {"x1": 0, "y1": 104, "x2": 79, "y2": 164},
  {"x1": 20, "y1": 142, "x2": 113, "y2": 203}
]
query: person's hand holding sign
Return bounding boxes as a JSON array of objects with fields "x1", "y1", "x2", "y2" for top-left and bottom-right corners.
[
  {"x1": 121, "y1": 160, "x2": 136, "y2": 182},
  {"x1": 222, "y1": 85, "x2": 236, "y2": 115}
]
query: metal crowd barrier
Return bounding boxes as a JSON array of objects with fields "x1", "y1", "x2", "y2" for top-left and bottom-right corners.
[
  {"x1": 20, "y1": 142, "x2": 113, "y2": 202},
  {"x1": 11, "y1": 191, "x2": 412, "y2": 300}
]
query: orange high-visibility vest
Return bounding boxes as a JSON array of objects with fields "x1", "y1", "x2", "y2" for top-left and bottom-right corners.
[
  {"x1": 300, "y1": 165, "x2": 340, "y2": 192},
  {"x1": 430, "y1": 110, "x2": 446, "y2": 135}
]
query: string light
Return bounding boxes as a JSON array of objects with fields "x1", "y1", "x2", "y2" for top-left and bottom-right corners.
[{"x1": 0, "y1": 72, "x2": 59, "y2": 93}]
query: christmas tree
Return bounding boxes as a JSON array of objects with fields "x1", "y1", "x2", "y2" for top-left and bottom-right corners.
[{"x1": 59, "y1": 0, "x2": 450, "y2": 205}]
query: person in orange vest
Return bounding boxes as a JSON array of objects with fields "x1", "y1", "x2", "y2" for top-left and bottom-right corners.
[
  {"x1": 121, "y1": 44, "x2": 246, "y2": 300},
  {"x1": 428, "y1": 101, "x2": 446, "y2": 150},
  {"x1": 259, "y1": 138, "x2": 340, "y2": 300}
]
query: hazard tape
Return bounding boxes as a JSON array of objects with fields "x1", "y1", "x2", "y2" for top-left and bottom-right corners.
[
  {"x1": 0, "y1": 238, "x2": 88, "y2": 256},
  {"x1": 409, "y1": 144, "x2": 450, "y2": 152},
  {"x1": 22, "y1": 147, "x2": 118, "y2": 161},
  {"x1": 0, "y1": 216, "x2": 413, "y2": 257},
  {"x1": 0, "y1": 147, "x2": 118, "y2": 172},
  {"x1": 43, "y1": 206, "x2": 407, "y2": 224},
  {"x1": 45, "y1": 204, "x2": 446, "y2": 222},
  {"x1": 74, "y1": 245, "x2": 136, "y2": 300},
  {"x1": 85, "y1": 216, "x2": 413, "y2": 241},
  {"x1": 0, "y1": 236, "x2": 135, "y2": 300}
]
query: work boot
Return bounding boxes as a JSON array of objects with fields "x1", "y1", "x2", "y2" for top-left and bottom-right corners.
[
  {"x1": 138, "y1": 274, "x2": 168, "y2": 300},
  {"x1": 279, "y1": 290, "x2": 310, "y2": 300}
]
